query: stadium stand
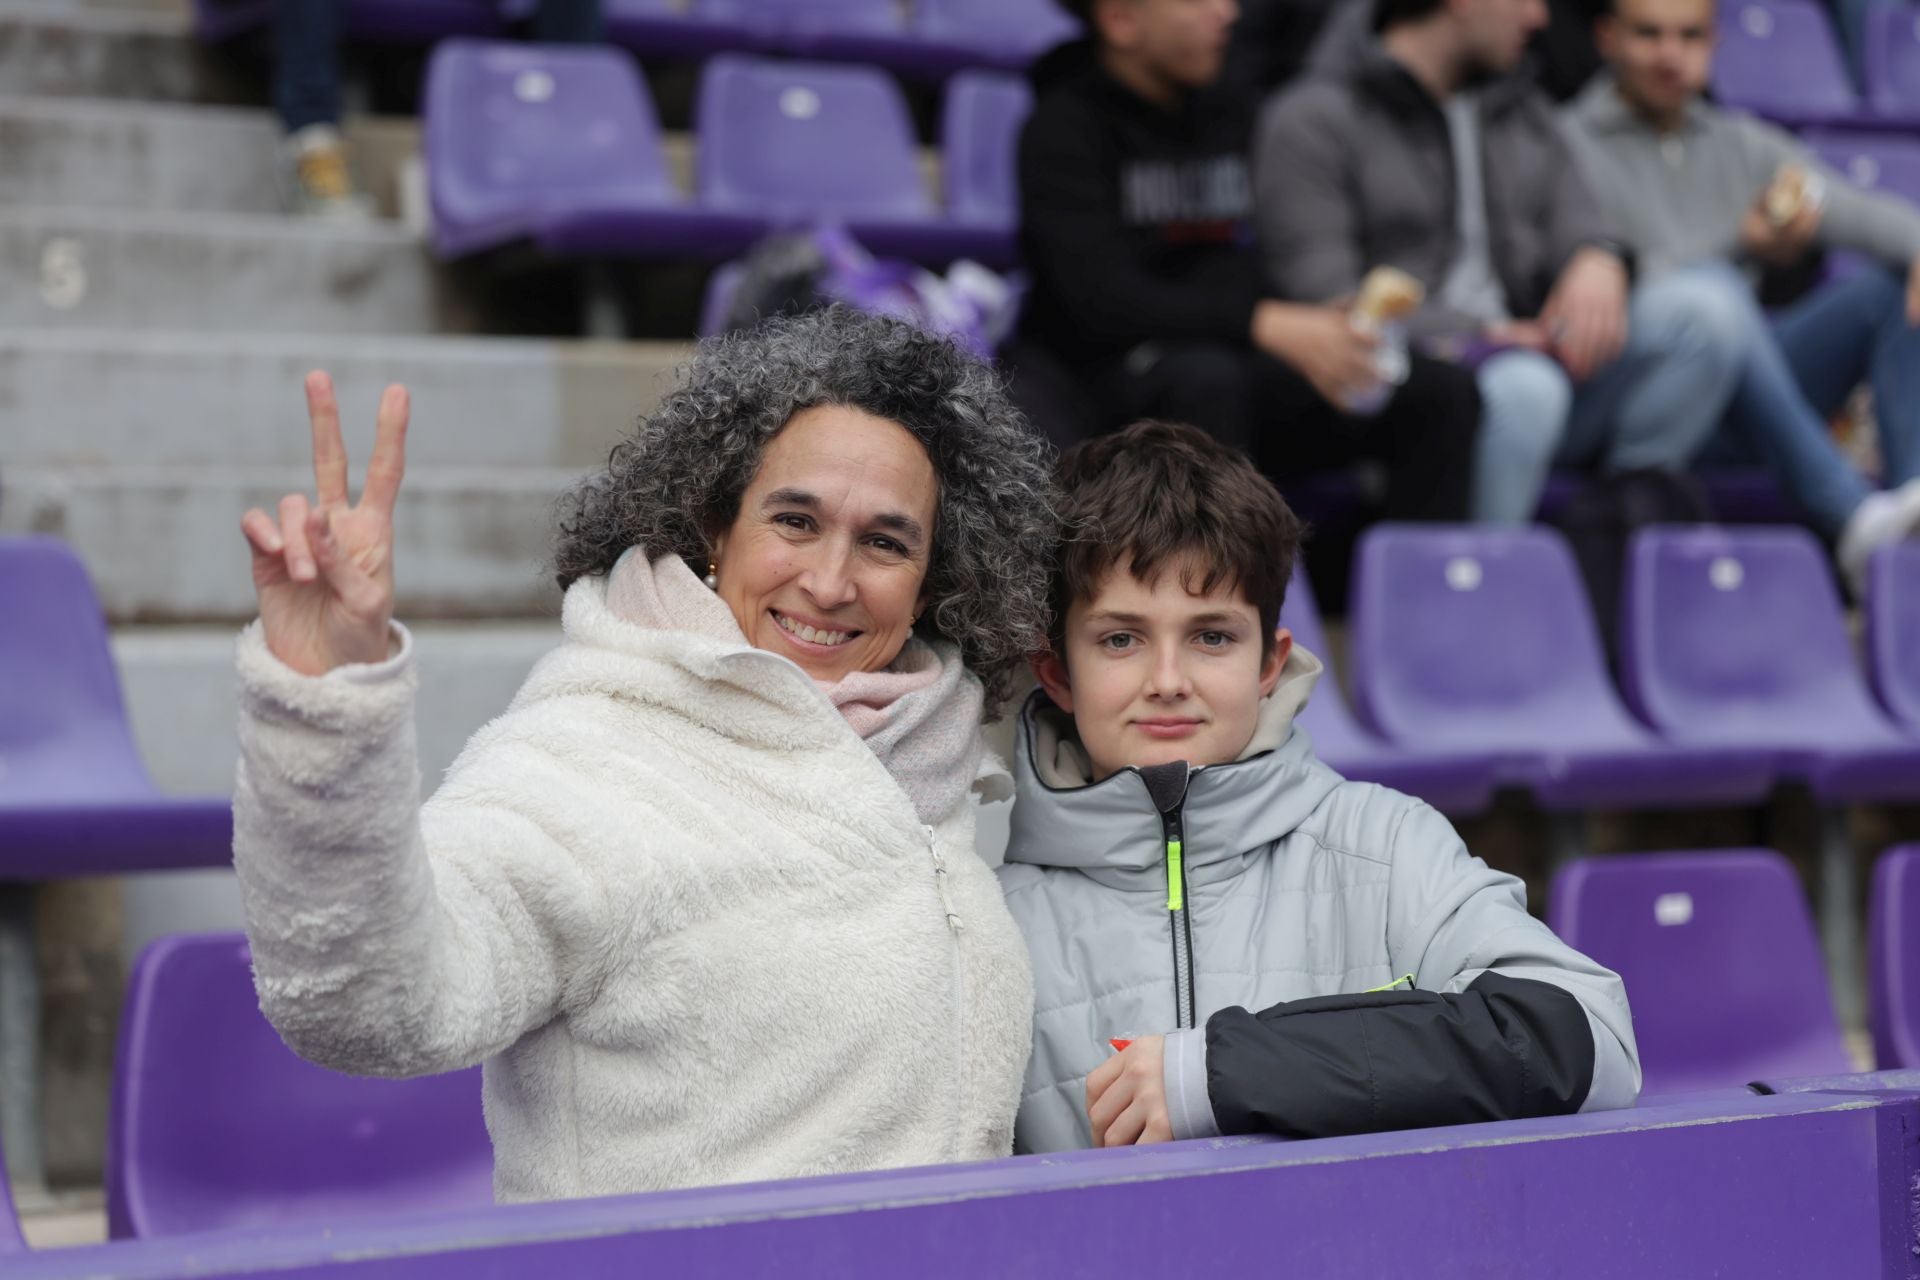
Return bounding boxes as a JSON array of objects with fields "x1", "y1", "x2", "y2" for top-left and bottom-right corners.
[
  {"x1": 1550, "y1": 850, "x2": 1856, "y2": 1094},
  {"x1": 1868, "y1": 844, "x2": 1920, "y2": 1069},
  {"x1": 0, "y1": 1139, "x2": 20, "y2": 1254},
  {"x1": 1867, "y1": 541, "x2": 1920, "y2": 731},
  {"x1": 107, "y1": 934, "x2": 490, "y2": 1239},
  {"x1": 1347, "y1": 525, "x2": 1776, "y2": 812},
  {"x1": 1277, "y1": 567, "x2": 1501, "y2": 817}
]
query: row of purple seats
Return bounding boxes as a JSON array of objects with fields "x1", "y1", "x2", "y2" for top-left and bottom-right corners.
[
  {"x1": 605, "y1": 0, "x2": 1076, "y2": 78},
  {"x1": 1312, "y1": 526, "x2": 1920, "y2": 815},
  {"x1": 195, "y1": 0, "x2": 1073, "y2": 81},
  {"x1": 427, "y1": 42, "x2": 1029, "y2": 266},
  {"x1": 1870, "y1": 846, "x2": 1920, "y2": 1070},
  {"x1": 1715, "y1": 0, "x2": 1920, "y2": 129},
  {"x1": 109, "y1": 934, "x2": 490, "y2": 1240}
]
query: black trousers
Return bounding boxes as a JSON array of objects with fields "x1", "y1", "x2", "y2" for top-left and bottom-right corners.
[{"x1": 1004, "y1": 338, "x2": 1482, "y2": 523}]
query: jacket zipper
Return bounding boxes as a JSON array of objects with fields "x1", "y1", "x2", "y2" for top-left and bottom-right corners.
[
  {"x1": 926, "y1": 825, "x2": 967, "y2": 1160},
  {"x1": 1161, "y1": 805, "x2": 1197, "y2": 1030}
]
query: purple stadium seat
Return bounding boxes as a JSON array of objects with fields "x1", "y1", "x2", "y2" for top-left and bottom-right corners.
[
  {"x1": 108, "y1": 933, "x2": 492, "y2": 1239},
  {"x1": 0, "y1": 538, "x2": 230, "y2": 880},
  {"x1": 942, "y1": 72, "x2": 1028, "y2": 223},
  {"x1": 1280, "y1": 568, "x2": 1499, "y2": 816},
  {"x1": 911, "y1": 0, "x2": 1082, "y2": 70},
  {"x1": 1348, "y1": 526, "x2": 1774, "y2": 811},
  {"x1": 1620, "y1": 526, "x2": 1920, "y2": 803},
  {"x1": 1804, "y1": 130, "x2": 1920, "y2": 207},
  {"x1": 692, "y1": 0, "x2": 925, "y2": 66},
  {"x1": 1867, "y1": 541, "x2": 1920, "y2": 732},
  {"x1": 1868, "y1": 844, "x2": 1920, "y2": 1068},
  {"x1": 1713, "y1": 0, "x2": 1862, "y2": 126},
  {"x1": 1549, "y1": 850, "x2": 1854, "y2": 1094},
  {"x1": 696, "y1": 55, "x2": 980, "y2": 264},
  {"x1": 1863, "y1": 3, "x2": 1920, "y2": 121},
  {"x1": 426, "y1": 40, "x2": 762, "y2": 261}
]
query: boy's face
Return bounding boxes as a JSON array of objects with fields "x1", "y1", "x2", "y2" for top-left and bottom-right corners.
[{"x1": 1035, "y1": 557, "x2": 1289, "y2": 782}]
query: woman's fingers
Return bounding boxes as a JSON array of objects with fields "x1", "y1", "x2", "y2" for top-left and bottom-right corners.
[
  {"x1": 361, "y1": 384, "x2": 410, "y2": 517},
  {"x1": 279, "y1": 493, "x2": 316, "y2": 583},
  {"x1": 240, "y1": 507, "x2": 284, "y2": 557},
  {"x1": 306, "y1": 506, "x2": 383, "y2": 613},
  {"x1": 305, "y1": 371, "x2": 351, "y2": 509}
]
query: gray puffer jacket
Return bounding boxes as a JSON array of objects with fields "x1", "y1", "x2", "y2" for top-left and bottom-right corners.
[{"x1": 998, "y1": 649, "x2": 1640, "y2": 1153}]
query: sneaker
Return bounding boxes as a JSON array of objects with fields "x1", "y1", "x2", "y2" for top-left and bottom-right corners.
[
  {"x1": 1836, "y1": 476, "x2": 1920, "y2": 597},
  {"x1": 280, "y1": 124, "x2": 375, "y2": 220}
]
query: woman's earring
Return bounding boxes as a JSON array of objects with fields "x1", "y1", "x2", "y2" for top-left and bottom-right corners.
[{"x1": 704, "y1": 562, "x2": 719, "y2": 591}]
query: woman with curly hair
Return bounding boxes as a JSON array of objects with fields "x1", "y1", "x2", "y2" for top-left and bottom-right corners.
[{"x1": 231, "y1": 308, "x2": 1057, "y2": 1203}]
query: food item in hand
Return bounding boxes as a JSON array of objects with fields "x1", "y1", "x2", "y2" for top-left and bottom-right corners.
[
  {"x1": 1763, "y1": 165, "x2": 1826, "y2": 227},
  {"x1": 1351, "y1": 266, "x2": 1425, "y2": 330}
]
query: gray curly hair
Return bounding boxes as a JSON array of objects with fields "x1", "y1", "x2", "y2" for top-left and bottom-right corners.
[{"x1": 554, "y1": 306, "x2": 1058, "y2": 717}]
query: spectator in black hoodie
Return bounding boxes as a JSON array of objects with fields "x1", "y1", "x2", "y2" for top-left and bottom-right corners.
[{"x1": 1001, "y1": 0, "x2": 1482, "y2": 523}]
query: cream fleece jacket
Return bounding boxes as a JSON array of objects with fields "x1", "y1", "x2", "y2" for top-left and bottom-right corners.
[{"x1": 230, "y1": 568, "x2": 1034, "y2": 1203}]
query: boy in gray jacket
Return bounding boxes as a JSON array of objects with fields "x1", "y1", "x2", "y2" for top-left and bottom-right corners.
[{"x1": 999, "y1": 421, "x2": 1640, "y2": 1152}]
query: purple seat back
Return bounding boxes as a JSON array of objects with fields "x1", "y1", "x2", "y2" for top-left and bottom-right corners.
[
  {"x1": 694, "y1": 0, "x2": 901, "y2": 39},
  {"x1": 1868, "y1": 541, "x2": 1920, "y2": 731},
  {"x1": 1713, "y1": 0, "x2": 1858, "y2": 122},
  {"x1": 1348, "y1": 525, "x2": 1651, "y2": 751},
  {"x1": 1869, "y1": 844, "x2": 1920, "y2": 1069},
  {"x1": 1864, "y1": 3, "x2": 1920, "y2": 118},
  {"x1": 1619, "y1": 525, "x2": 1898, "y2": 748},
  {"x1": 1549, "y1": 850, "x2": 1853, "y2": 1094},
  {"x1": 107, "y1": 933, "x2": 492, "y2": 1239},
  {"x1": 1278, "y1": 566, "x2": 1372, "y2": 759},
  {"x1": 0, "y1": 537, "x2": 153, "y2": 802},
  {"x1": 913, "y1": 0, "x2": 1081, "y2": 58},
  {"x1": 425, "y1": 39, "x2": 680, "y2": 259},
  {"x1": 1805, "y1": 130, "x2": 1920, "y2": 207},
  {"x1": 942, "y1": 72, "x2": 1031, "y2": 227},
  {"x1": 696, "y1": 55, "x2": 933, "y2": 224}
]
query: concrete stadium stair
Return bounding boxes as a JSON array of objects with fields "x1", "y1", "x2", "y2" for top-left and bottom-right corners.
[
  {"x1": 0, "y1": 2, "x2": 247, "y2": 106},
  {"x1": 0, "y1": 206, "x2": 468, "y2": 332},
  {"x1": 0, "y1": 95, "x2": 423, "y2": 218}
]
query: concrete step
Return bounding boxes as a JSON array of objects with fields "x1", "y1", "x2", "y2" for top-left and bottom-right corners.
[
  {"x1": 0, "y1": 3, "x2": 251, "y2": 106},
  {"x1": 0, "y1": 329, "x2": 689, "y2": 469},
  {"x1": 2, "y1": 465, "x2": 578, "y2": 620},
  {"x1": 0, "y1": 96, "x2": 422, "y2": 219},
  {"x1": 0, "y1": 206, "x2": 471, "y2": 334}
]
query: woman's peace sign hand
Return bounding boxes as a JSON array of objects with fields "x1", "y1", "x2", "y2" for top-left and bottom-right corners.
[{"x1": 240, "y1": 372, "x2": 408, "y2": 677}]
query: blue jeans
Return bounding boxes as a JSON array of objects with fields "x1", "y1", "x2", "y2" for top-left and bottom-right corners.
[
  {"x1": 1471, "y1": 264, "x2": 1747, "y2": 524},
  {"x1": 1695, "y1": 259, "x2": 1920, "y2": 537},
  {"x1": 273, "y1": 0, "x2": 604, "y2": 133},
  {"x1": 1832, "y1": 0, "x2": 1900, "y2": 83}
]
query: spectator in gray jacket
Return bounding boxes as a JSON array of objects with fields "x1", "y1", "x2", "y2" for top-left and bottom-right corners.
[
  {"x1": 1561, "y1": 0, "x2": 1920, "y2": 590},
  {"x1": 1256, "y1": 0, "x2": 1745, "y2": 523}
]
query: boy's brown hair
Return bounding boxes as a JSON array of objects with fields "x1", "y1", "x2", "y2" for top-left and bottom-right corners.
[{"x1": 1049, "y1": 420, "x2": 1308, "y2": 659}]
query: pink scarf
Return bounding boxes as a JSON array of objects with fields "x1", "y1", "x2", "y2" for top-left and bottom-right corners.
[{"x1": 606, "y1": 552, "x2": 987, "y2": 825}]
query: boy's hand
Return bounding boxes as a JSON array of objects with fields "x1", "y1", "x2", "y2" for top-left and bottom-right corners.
[{"x1": 1086, "y1": 1034, "x2": 1173, "y2": 1147}]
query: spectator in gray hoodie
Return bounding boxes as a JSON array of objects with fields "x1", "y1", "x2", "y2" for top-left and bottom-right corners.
[
  {"x1": 1561, "y1": 0, "x2": 1920, "y2": 590},
  {"x1": 1256, "y1": 0, "x2": 1746, "y2": 524},
  {"x1": 998, "y1": 421, "x2": 1639, "y2": 1153}
]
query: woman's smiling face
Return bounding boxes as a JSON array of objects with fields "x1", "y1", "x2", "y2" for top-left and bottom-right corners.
[{"x1": 710, "y1": 404, "x2": 940, "y2": 683}]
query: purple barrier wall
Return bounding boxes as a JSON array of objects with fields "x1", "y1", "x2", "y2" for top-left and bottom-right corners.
[{"x1": 14, "y1": 1078, "x2": 1920, "y2": 1280}]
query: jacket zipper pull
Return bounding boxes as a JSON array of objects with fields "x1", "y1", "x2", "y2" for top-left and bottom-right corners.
[{"x1": 926, "y1": 825, "x2": 963, "y2": 933}]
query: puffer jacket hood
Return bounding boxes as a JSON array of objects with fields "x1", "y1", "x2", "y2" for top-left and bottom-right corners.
[{"x1": 1003, "y1": 645, "x2": 1340, "y2": 882}]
